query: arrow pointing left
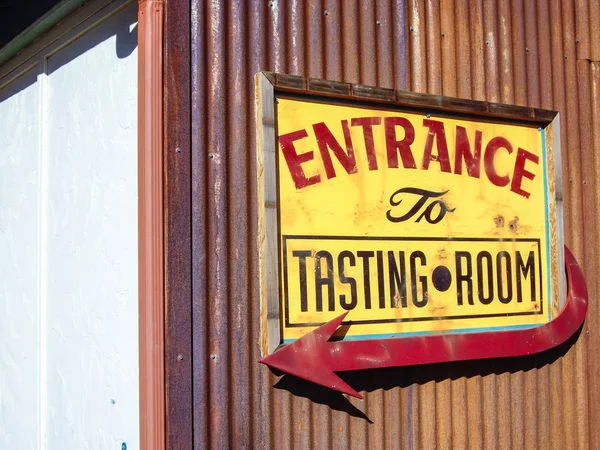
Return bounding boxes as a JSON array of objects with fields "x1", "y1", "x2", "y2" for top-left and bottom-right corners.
[{"x1": 260, "y1": 245, "x2": 588, "y2": 398}]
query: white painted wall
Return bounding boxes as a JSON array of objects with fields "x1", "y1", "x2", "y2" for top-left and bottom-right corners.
[
  {"x1": 0, "y1": 2, "x2": 139, "y2": 448},
  {"x1": 0, "y1": 66, "x2": 41, "y2": 450}
]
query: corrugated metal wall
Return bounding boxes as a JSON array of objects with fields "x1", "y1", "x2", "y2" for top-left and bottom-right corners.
[{"x1": 164, "y1": 0, "x2": 600, "y2": 448}]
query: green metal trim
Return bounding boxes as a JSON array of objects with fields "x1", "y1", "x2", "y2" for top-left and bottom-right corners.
[{"x1": 0, "y1": 0, "x2": 88, "y2": 67}]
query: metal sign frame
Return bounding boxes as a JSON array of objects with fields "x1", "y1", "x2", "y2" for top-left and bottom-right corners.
[{"x1": 256, "y1": 71, "x2": 567, "y2": 357}]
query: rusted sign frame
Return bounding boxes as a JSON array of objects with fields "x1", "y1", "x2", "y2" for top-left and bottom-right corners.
[{"x1": 256, "y1": 71, "x2": 565, "y2": 357}]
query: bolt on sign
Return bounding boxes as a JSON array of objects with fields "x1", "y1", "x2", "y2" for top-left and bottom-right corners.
[{"x1": 256, "y1": 73, "x2": 566, "y2": 357}]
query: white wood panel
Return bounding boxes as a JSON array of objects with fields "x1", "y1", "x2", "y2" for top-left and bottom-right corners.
[
  {"x1": 44, "y1": 3, "x2": 138, "y2": 448},
  {"x1": 0, "y1": 1, "x2": 139, "y2": 449},
  {"x1": 0, "y1": 66, "x2": 41, "y2": 450}
]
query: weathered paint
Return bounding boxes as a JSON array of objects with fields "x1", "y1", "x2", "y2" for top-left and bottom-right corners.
[
  {"x1": 0, "y1": 1, "x2": 139, "y2": 448},
  {"x1": 272, "y1": 95, "x2": 558, "y2": 342},
  {"x1": 164, "y1": 0, "x2": 600, "y2": 448}
]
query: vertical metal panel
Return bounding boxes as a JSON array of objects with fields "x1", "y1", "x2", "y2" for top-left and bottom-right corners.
[
  {"x1": 164, "y1": 0, "x2": 192, "y2": 445},
  {"x1": 408, "y1": 0, "x2": 426, "y2": 92},
  {"x1": 375, "y1": 0, "x2": 394, "y2": 89},
  {"x1": 359, "y1": 1, "x2": 377, "y2": 85},
  {"x1": 503, "y1": 4, "x2": 523, "y2": 449},
  {"x1": 576, "y1": 58, "x2": 592, "y2": 449},
  {"x1": 589, "y1": 0, "x2": 600, "y2": 62},
  {"x1": 588, "y1": 61, "x2": 600, "y2": 450},
  {"x1": 496, "y1": 0, "x2": 512, "y2": 104},
  {"x1": 454, "y1": 1, "x2": 471, "y2": 99},
  {"x1": 424, "y1": 0, "x2": 442, "y2": 95},
  {"x1": 548, "y1": 2, "x2": 567, "y2": 448},
  {"x1": 575, "y1": 0, "x2": 589, "y2": 60},
  {"x1": 533, "y1": 2, "x2": 553, "y2": 448},
  {"x1": 163, "y1": 0, "x2": 600, "y2": 448},
  {"x1": 439, "y1": 0, "x2": 456, "y2": 97},
  {"x1": 227, "y1": 1, "x2": 253, "y2": 445},
  {"x1": 562, "y1": 3, "x2": 587, "y2": 448},
  {"x1": 324, "y1": 0, "x2": 342, "y2": 81},
  {"x1": 511, "y1": 0, "x2": 527, "y2": 105},
  {"x1": 468, "y1": 0, "x2": 485, "y2": 101}
]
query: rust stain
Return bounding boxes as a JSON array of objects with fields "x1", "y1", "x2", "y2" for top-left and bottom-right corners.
[
  {"x1": 165, "y1": 0, "x2": 599, "y2": 448},
  {"x1": 509, "y1": 216, "x2": 519, "y2": 233},
  {"x1": 495, "y1": 214, "x2": 505, "y2": 228},
  {"x1": 437, "y1": 248, "x2": 448, "y2": 261}
]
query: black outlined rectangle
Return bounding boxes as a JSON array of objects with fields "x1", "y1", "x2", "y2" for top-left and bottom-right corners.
[{"x1": 282, "y1": 235, "x2": 544, "y2": 328}]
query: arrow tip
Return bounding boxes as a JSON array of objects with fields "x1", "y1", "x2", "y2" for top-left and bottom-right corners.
[{"x1": 260, "y1": 312, "x2": 362, "y2": 398}]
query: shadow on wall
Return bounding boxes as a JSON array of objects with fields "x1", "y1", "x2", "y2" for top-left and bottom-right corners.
[
  {"x1": 271, "y1": 324, "x2": 584, "y2": 422},
  {"x1": 0, "y1": 1, "x2": 138, "y2": 104}
]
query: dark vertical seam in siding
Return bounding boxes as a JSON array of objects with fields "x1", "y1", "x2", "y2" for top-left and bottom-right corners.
[{"x1": 190, "y1": 0, "x2": 208, "y2": 447}]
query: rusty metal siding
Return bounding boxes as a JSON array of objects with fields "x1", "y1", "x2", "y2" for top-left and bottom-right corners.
[{"x1": 164, "y1": 0, "x2": 600, "y2": 448}]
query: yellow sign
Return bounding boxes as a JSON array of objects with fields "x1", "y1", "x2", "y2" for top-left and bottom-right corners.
[{"x1": 275, "y1": 96, "x2": 559, "y2": 342}]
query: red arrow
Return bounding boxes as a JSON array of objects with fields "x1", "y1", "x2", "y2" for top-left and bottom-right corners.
[{"x1": 260, "y1": 246, "x2": 588, "y2": 399}]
